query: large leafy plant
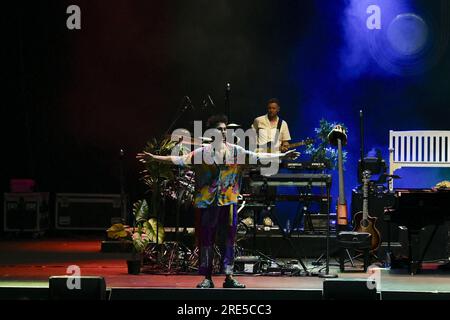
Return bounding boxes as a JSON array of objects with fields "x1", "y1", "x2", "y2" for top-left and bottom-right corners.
[
  {"x1": 135, "y1": 137, "x2": 193, "y2": 246},
  {"x1": 139, "y1": 138, "x2": 179, "y2": 227},
  {"x1": 132, "y1": 199, "x2": 165, "y2": 244},
  {"x1": 305, "y1": 119, "x2": 348, "y2": 170}
]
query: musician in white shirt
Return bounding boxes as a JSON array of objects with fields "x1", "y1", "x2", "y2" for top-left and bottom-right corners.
[{"x1": 252, "y1": 98, "x2": 292, "y2": 153}]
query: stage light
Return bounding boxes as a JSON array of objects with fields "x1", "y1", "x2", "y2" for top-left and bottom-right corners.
[
  {"x1": 342, "y1": 0, "x2": 450, "y2": 76},
  {"x1": 387, "y1": 13, "x2": 429, "y2": 56}
]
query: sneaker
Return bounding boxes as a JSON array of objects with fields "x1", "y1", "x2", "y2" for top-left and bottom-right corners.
[
  {"x1": 196, "y1": 278, "x2": 214, "y2": 288},
  {"x1": 223, "y1": 278, "x2": 246, "y2": 288}
]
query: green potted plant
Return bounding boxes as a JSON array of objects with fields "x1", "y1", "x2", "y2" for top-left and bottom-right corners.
[
  {"x1": 105, "y1": 223, "x2": 133, "y2": 253},
  {"x1": 305, "y1": 119, "x2": 348, "y2": 169},
  {"x1": 127, "y1": 227, "x2": 149, "y2": 275},
  {"x1": 140, "y1": 138, "x2": 179, "y2": 227},
  {"x1": 129, "y1": 137, "x2": 192, "y2": 273},
  {"x1": 126, "y1": 199, "x2": 166, "y2": 274},
  {"x1": 132, "y1": 199, "x2": 165, "y2": 245}
]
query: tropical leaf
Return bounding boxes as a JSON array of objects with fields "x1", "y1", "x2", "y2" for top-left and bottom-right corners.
[
  {"x1": 143, "y1": 218, "x2": 165, "y2": 244},
  {"x1": 133, "y1": 199, "x2": 149, "y2": 224},
  {"x1": 106, "y1": 223, "x2": 131, "y2": 239},
  {"x1": 137, "y1": 136, "x2": 194, "y2": 234}
]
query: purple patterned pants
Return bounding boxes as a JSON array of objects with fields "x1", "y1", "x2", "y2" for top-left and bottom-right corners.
[{"x1": 198, "y1": 204, "x2": 237, "y2": 277}]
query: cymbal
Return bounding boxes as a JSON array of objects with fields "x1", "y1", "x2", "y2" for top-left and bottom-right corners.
[
  {"x1": 227, "y1": 123, "x2": 241, "y2": 129},
  {"x1": 382, "y1": 174, "x2": 401, "y2": 179}
]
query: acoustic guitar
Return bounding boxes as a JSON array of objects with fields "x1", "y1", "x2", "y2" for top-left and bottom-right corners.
[{"x1": 353, "y1": 170, "x2": 381, "y2": 251}]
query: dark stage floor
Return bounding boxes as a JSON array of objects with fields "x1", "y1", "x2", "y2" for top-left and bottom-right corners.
[{"x1": 0, "y1": 238, "x2": 449, "y2": 300}]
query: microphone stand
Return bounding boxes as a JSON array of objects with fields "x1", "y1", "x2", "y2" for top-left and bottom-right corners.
[
  {"x1": 319, "y1": 176, "x2": 338, "y2": 278},
  {"x1": 225, "y1": 83, "x2": 231, "y2": 121},
  {"x1": 359, "y1": 109, "x2": 365, "y2": 184},
  {"x1": 160, "y1": 96, "x2": 194, "y2": 238},
  {"x1": 165, "y1": 96, "x2": 194, "y2": 136},
  {"x1": 119, "y1": 149, "x2": 128, "y2": 224},
  {"x1": 157, "y1": 96, "x2": 195, "y2": 272}
]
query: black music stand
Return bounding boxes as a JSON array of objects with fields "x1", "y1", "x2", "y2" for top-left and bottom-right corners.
[{"x1": 317, "y1": 179, "x2": 338, "y2": 278}]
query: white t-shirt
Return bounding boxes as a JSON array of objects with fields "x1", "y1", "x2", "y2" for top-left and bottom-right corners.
[{"x1": 252, "y1": 115, "x2": 291, "y2": 151}]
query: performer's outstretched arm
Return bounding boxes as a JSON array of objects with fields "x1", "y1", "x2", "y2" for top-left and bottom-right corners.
[{"x1": 137, "y1": 151, "x2": 194, "y2": 166}]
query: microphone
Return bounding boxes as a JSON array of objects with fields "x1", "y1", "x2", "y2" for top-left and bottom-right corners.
[
  {"x1": 182, "y1": 96, "x2": 194, "y2": 111},
  {"x1": 201, "y1": 95, "x2": 215, "y2": 110},
  {"x1": 207, "y1": 95, "x2": 215, "y2": 108}
]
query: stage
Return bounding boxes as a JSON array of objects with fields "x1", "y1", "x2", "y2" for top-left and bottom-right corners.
[{"x1": 1, "y1": 238, "x2": 449, "y2": 300}]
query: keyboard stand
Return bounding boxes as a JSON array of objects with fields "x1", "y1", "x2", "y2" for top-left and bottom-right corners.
[{"x1": 259, "y1": 180, "x2": 309, "y2": 275}]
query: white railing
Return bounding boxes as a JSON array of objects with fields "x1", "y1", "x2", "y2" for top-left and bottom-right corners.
[{"x1": 389, "y1": 130, "x2": 450, "y2": 190}]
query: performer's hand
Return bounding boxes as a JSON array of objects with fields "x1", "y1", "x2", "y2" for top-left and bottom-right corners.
[
  {"x1": 280, "y1": 146, "x2": 289, "y2": 153},
  {"x1": 136, "y1": 151, "x2": 155, "y2": 163},
  {"x1": 283, "y1": 149, "x2": 300, "y2": 160}
]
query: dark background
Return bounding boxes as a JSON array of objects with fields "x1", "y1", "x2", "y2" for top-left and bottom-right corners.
[{"x1": 3, "y1": 0, "x2": 450, "y2": 223}]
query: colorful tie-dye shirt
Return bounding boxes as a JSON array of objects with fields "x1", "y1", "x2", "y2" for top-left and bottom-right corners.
[{"x1": 182, "y1": 143, "x2": 258, "y2": 208}]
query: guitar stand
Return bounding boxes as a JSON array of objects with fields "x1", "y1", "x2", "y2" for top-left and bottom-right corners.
[
  {"x1": 337, "y1": 232, "x2": 375, "y2": 273},
  {"x1": 340, "y1": 250, "x2": 374, "y2": 272}
]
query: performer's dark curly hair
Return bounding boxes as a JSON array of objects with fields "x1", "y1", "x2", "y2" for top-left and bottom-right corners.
[
  {"x1": 207, "y1": 114, "x2": 228, "y2": 129},
  {"x1": 267, "y1": 98, "x2": 280, "y2": 107}
]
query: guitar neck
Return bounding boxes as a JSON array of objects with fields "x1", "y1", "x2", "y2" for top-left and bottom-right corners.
[
  {"x1": 287, "y1": 139, "x2": 313, "y2": 149},
  {"x1": 362, "y1": 174, "x2": 370, "y2": 220},
  {"x1": 259, "y1": 140, "x2": 310, "y2": 151},
  {"x1": 287, "y1": 142, "x2": 304, "y2": 148}
]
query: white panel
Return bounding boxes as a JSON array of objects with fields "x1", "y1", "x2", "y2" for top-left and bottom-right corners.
[
  {"x1": 400, "y1": 136, "x2": 404, "y2": 162},
  {"x1": 430, "y1": 136, "x2": 435, "y2": 162},
  {"x1": 406, "y1": 136, "x2": 411, "y2": 162},
  {"x1": 390, "y1": 130, "x2": 450, "y2": 165},
  {"x1": 418, "y1": 136, "x2": 422, "y2": 162},
  {"x1": 447, "y1": 137, "x2": 450, "y2": 162}
]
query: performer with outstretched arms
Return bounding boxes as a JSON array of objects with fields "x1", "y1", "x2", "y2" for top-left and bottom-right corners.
[{"x1": 138, "y1": 114, "x2": 298, "y2": 289}]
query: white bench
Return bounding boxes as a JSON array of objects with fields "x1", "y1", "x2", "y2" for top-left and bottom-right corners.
[{"x1": 389, "y1": 130, "x2": 450, "y2": 190}]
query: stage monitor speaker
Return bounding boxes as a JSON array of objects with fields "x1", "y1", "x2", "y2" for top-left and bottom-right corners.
[
  {"x1": 323, "y1": 279, "x2": 378, "y2": 300},
  {"x1": 49, "y1": 276, "x2": 107, "y2": 300}
]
